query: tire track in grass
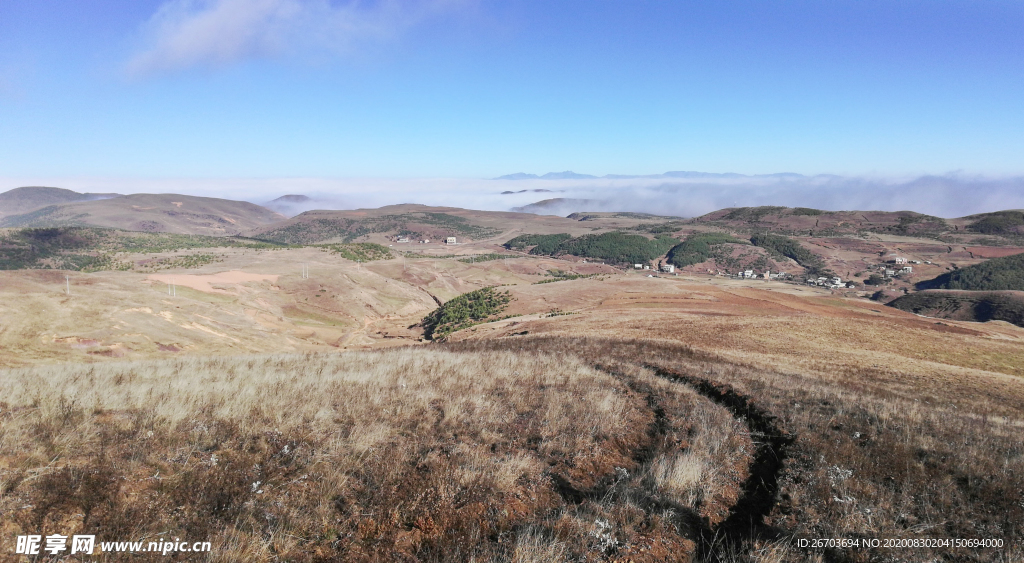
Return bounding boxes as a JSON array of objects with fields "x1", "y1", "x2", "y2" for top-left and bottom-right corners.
[
  {"x1": 546, "y1": 366, "x2": 711, "y2": 558},
  {"x1": 648, "y1": 364, "x2": 795, "y2": 561}
]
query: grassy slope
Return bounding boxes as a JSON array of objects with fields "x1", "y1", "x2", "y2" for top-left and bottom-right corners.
[{"x1": 0, "y1": 349, "x2": 748, "y2": 562}]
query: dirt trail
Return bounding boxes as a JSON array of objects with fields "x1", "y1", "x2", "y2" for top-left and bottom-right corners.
[
  {"x1": 546, "y1": 366, "x2": 710, "y2": 557},
  {"x1": 648, "y1": 364, "x2": 794, "y2": 561},
  {"x1": 550, "y1": 362, "x2": 795, "y2": 561}
]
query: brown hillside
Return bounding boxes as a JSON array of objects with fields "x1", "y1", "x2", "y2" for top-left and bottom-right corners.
[
  {"x1": 0, "y1": 186, "x2": 120, "y2": 219},
  {"x1": 0, "y1": 193, "x2": 285, "y2": 235},
  {"x1": 246, "y1": 204, "x2": 677, "y2": 245}
]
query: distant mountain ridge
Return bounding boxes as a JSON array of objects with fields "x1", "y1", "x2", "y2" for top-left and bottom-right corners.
[{"x1": 495, "y1": 171, "x2": 809, "y2": 180}]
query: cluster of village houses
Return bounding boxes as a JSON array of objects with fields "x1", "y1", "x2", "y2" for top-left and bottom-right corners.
[
  {"x1": 395, "y1": 236, "x2": 458, "y2": 245},
  {"x1": 875, "y1": 255, "x2": 920, "y2": 278},
  {"x1": 385, "y1": 240, "x2": 924, "y2": 291},
  {"x1": 634, "y1": 263, "x2": 676, "y2": 273}
]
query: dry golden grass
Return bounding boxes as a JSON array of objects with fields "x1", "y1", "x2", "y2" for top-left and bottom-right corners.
[
  {"x1": 448, "y1": 337, "x2": 1023, "y2": 563},
  {"x1": 0, "y1": 347, "x2": 750, "y2": 562},
  {"x1": 4, "y1": 247, "x2": 1024, "y2": 562}
]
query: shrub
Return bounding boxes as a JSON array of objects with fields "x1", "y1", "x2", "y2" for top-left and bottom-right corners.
[{"x1": 420, "y1": 286, "x2": 513, "y2": 340}]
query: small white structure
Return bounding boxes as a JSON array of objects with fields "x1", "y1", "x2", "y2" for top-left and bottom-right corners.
[
  {"x1": 396, "y1": 237, "x2": 409, "y2": 243},
  {"x1": 893, "y1": 257, "x2": 908, "y2": 264},
  {"x1": 644, "y1": 265, "x2": 650, "y2": 270},
  {"x1": 445, "y1": 237, "x2": 457, "y2": 245},
  {"x1": 884, "y1": 269, "x2": 896, "y2": 277},
  {"x1": 743, "y1": 270, "x2": 754, "y2": 278},
  {"x1": 831, "y1": 276, "x2": 842, "y2": 286},
  {"x1": 901, "y1": 266, "x2": 913, "y2": 273},
  {"x1": 661, "y1": 264, "x2": 675, "y2": 273},
  {"x1": 634, "y1": 264, "x2": 643, "y2": 269}
]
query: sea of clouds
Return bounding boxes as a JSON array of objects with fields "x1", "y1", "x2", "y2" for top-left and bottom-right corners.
[{"x1": 4, "y1": 173, "x2": 1024, "y2": 219}]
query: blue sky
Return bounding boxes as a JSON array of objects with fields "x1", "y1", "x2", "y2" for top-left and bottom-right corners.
[{"x1": 1, "y1": 0, "x2": 1022, "y2": 180}]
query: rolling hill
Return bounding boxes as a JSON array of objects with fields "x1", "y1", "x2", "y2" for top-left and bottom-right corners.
[
  {"x1": 0, "y1": 193, "x2": 285, "y2": 235},
  {"x1": 693, "y1": 206, "x2": 952, "y2": 237},
  {"x1": 247, "y1": 204, "x2": 674, "y2": 245},
  {"x1": 0, "y1": 186, "x2": 120, "y2": 219}
]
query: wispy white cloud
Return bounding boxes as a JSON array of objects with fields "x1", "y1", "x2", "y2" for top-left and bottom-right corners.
[{"x1": 126, "y1": 0, "x2": 467, "y2": 75}]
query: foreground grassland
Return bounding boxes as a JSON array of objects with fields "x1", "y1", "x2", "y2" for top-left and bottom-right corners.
[
  {"x1": 0, "y1": 349, "x2": 748, "y2": 562},
  {"x1": 448, "y1": 337, "x2": 1024, "y2": 563},
  {"x1": 4, "y1": 337, "x2": 1019, "y2": 562}
]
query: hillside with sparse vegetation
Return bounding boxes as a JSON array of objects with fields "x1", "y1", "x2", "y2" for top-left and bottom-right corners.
[
  {"x1": 966, "y1": 210, "x2": 1024, "y2": 235},
  {"x1": 750, "y1": 233, "x2": 831, "y2": 275},
  {"x1": 255, "y1": 212, "x2": 503, "y2": 244},
  {"x1": 318, "y1": 242, "x2": 393, "y2": 262},
  {"x1": 0, "y1": 227, "x2": 283, "y2": 271}
]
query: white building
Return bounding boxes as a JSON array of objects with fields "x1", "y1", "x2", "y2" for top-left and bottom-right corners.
[
  {"x1": 902, "y1": 266, "x2": 913, "y2": 273},
  {"x1": 396, "y1": 237, "x2": 409, "y2": 243},
  {"x1": 743, "y1": 270, "x2": 754, "y2": 278},
  {"x1": 661, "y1": 264, "x2": 675, "y2": 273},
  {"x1": 893, "y1": 257, "x2": 908, "y2": 264},
  {"x1": 634, "y1": 264, "x2": 643, "y2": 269},
  {"x1": 445, "y1": 237, "x2": 457, "y2": 245}
]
